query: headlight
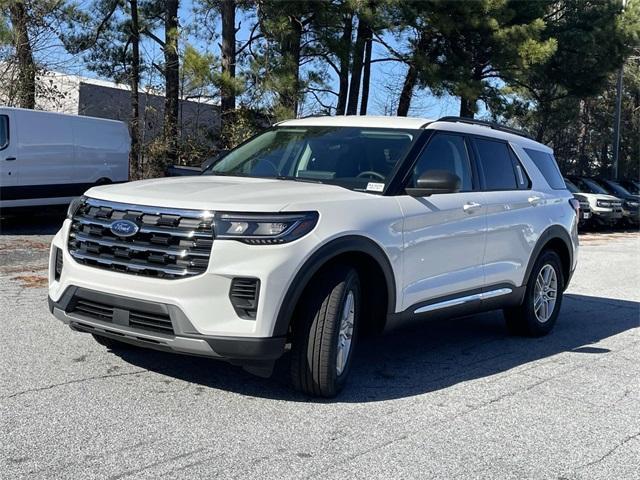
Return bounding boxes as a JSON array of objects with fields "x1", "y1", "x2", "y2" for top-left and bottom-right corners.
[
  {"x1": 596, "y1": 200, "x2": 611, "y2": 208},
  {"x1": 626, "y1": 201, "x2": 639, "y2": 208},
  {"x1": 66, "y1": 195, "x2": 86, "y2": 219},
  {"x1": 214, "y1": 212, "x2": 319, "y2": 244}
]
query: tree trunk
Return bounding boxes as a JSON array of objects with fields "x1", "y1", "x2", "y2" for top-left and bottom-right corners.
[
  {"x1": 220, "y1": 0, "x2": 235, "y2": 145},
  {"x1": 336, "y1": 12, "x2": 352, "y2": 115},
  {"x1": 397, "y1": 63, "x2": 417, "y2": 116},
  {"x1": 279, "y1": 16, "x2": 302, "y2": 117},
  {"x1": 129, "y1": 0, "x2": 141, "y2": 180},
  {"x1": 577, "y1": 99, "x2": 590, "y2": 176},
  {"x1": 164, "y1": 0, "x2": 180, "y2": 165},
  {"x1": 459, "y1": 96, "x2": 475, "y2": 118},
  {"x1": 346, "y1": 16, "x2": 368, "y2": 115},
  {"x1": 8, "y1": 1, "x2": 36, "y2": 109},
  {"x1": 359, "y1": 36, "x2": 372, "y2": 115}
]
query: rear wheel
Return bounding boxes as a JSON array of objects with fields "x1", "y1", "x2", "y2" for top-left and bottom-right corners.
[
  {"x1": 290, "y1": 265, "x2": 360, "y2": 397},
  {"x1": 504, "y1": 250, "x2": 564, "y2": 336}
]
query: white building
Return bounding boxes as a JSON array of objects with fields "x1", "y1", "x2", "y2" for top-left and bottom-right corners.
[{"x1": 0, "y1": 70, "x2": 221, "y2": 146}]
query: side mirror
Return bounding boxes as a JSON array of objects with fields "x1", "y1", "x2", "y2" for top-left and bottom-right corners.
[{"x1": 406, "y1": 170, "x2": 461, "y2": 197}]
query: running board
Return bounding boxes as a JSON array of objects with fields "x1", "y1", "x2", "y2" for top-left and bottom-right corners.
[{"x1": 414, "y1": 288, "x2": 513, "y2": 315}]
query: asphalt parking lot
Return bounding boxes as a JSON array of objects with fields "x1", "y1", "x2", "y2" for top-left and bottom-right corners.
[{"x1": 1, "y1": 214, "x2": 639, "y2": 480}]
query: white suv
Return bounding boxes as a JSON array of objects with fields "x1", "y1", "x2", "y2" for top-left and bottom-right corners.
[{"x1": 48, "y1": 116, "x2": 579, "y2": 397}]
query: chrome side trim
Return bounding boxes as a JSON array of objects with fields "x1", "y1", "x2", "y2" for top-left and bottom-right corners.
[
  {"x1": 85, "y1": 197, "x2": 214, "y2": 219},
  {"x1": 414, "y1": 288, "x2": 513, "y2": 315},
  {"x1": 480, "y1": 288, "x2": 513, "y2": 300}
]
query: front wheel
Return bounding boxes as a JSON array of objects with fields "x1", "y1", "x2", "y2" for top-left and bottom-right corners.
[
  {"x1": 290, "y1": 265, "x2": 360, "y2": 397},
  {"x1": 504, "y1": 250, "x2": 564, "y2": 336}
]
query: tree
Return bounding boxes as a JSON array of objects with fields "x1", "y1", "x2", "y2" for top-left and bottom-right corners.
[
  {"x1": 129, "y1": 0, "x2": 141, "y2": 179},
  {"x1": 345, "y1": 10, "x2": 369, "y2": 115},
  {"x1": 256, "y1": 0, "x2": 319, "y2": 118},
  {"x1": 164, "y1": 0, "x2": 179, "y2": 164},
  {"x1": 420, "y1": 0, "x2": 557, "y2": 118},
  {"x1": 0, "y1": 0, "x2": 78, "y2": 109},
  {"x1": 7, "y1": 1, "x2": 35, "y2": 108},
  {"x1": 62, "y1": 0, "x2": 146, "y2": 178}
]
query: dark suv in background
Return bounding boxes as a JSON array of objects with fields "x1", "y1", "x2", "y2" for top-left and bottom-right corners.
[{"x1": 592, "y1": 178, "x2": 639, "y2": 226}]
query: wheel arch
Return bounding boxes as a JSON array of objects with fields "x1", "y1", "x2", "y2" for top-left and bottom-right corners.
[
  {"x1": 272, "y1": 235, "x2": 397, "y2": 337},
  {"x1": 523, "y1": 225, "x2": 573, "y2": 291}
]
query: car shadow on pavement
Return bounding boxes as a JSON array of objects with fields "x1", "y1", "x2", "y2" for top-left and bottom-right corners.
[{"x1": 110, "y1": 293, "x2": 639, "y2": 402}]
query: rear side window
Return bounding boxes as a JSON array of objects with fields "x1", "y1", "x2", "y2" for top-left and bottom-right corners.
[
  {"x1": 524, "y1": 148, "x2": 565, "y2": 190},
  {"x1": 474, "y1": 138, "x2": 519, "y2": 190},
  {"x1": 0, "y1": 115, "x2": 8, "y2": 150}
]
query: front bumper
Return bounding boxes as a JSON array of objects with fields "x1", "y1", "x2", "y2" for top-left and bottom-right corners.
[
  {"x1": 48, "y1": 287, "x2": 286, "y2": 361},
  {"x1": 622, "y1": 207, "x2": 640, "y2": 224},
  {"x1": 591, "y1": 208, "x2": 623, "y2": 223},
  {"x1": 49, "y1": 218, "x2": 319, "y2": 338}
]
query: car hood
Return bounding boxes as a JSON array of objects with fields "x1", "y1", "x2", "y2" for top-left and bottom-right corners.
[
  {"x1": 574, "y1": 192, "x2": 621, "y2": 202},
  {"x1": 85, "y1": 175, "x2": 367, "y2": 212}
]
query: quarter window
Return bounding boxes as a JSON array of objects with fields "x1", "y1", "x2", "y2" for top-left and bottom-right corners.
[
  {"x1": 411, "y1": 134, "x2": 473, "y2": 191},
  {"x1": 474, "y1": 138, "x2": 519, "y2": 190},
  {"x1": 524, "y1": 148, "x2": 565, "y2": 190},
  {"x1": 0, "y1": 115, "x2": 8, "y2": 150}
]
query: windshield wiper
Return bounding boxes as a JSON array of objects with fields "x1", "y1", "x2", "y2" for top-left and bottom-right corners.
[{"x1": 274, "y1": 176, "x2": 322, "y2": 184}]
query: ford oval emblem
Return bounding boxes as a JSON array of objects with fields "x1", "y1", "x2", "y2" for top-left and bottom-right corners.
[{"x1": 110, "y1": 219, "x2": 139, "y2": 237}]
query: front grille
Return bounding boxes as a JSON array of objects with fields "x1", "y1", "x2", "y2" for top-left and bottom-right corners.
[
  {"x1": 68, "y1": 198, "x2": 214, "y2": 279},
  {"x1": 73, "y1": 298, "x2": 114, "y2": 321},
  {"x1": 129, "y1": 310, "x2": 174, "y2": 333},
  {"x1": 68, "y1": 296, "x2": 174, "y2": 335}
]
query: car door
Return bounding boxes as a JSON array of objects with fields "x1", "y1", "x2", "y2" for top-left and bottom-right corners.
[
  {"x1": 471, "y1": 136, "x2": 536, "y2": 290},
  {"x1": 0, "y1": 112, "x2": 18, "y2": 191},
  {"x1": 396, "y1": 132, "x2": 487, "y2": 311}
]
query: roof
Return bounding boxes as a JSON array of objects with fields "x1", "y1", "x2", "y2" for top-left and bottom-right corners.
[
  {"x1": 277, "y1": 115, "x2": 433, "y2": 129},
  {"x1": 276, "y1": 115, "x2": 550, "y2": 151}
]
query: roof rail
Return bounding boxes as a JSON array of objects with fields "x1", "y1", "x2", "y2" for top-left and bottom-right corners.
[{"x1": 435, "y1": 116, "x2": 534, "y2": 140}]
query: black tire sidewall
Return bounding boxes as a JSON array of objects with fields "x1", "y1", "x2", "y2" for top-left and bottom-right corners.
[{"x1": 291, "y1": 265, "x2": 361, "y2": 397}]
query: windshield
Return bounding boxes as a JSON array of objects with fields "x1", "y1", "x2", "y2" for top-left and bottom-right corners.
[
  {"x1": 564, "y1": 178, "x2": 579, "y2": 193},
  {"x1": 601, "y1": 180, "x2": 632, "y2": 197},
  {"x1": 574, "y1": 178, "x2": 608, "y2": 195},
  {"x1": 623, "y1": 181, "x2": 640, "y2": 195},
  {"x1": 204, "y1": 126, "x2": 419, "y2": 192}
]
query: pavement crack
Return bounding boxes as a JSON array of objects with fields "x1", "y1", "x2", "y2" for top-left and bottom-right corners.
[
  {"x1": 2, "y1": 369, "x2": 147, "y2": 399},
  {"x1": 578, "y1": 431, "x2": 640, "y2": 470}
]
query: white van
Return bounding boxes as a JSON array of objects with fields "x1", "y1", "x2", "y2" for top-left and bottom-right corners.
[{"x1": 0, "y1": 107, "x2": 130, "y2": 209}]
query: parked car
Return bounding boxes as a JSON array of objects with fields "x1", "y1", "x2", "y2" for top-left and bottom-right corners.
[
  {"x1": 165, "y1": 151, "x2": 228, "y2": 177},
  {"x1": 563, "y1": 179, "x2": 592, "y2": 228},
  {"x1": 592, "y1": 178, "x2": 639, "y2": 226},
  {"x1": 565, "y1": 176, "x2": 624, "y2": 227},
  {"x1": 48, "y1": 115, "x2": 578, "y2": 397},
  {"x1": 0, "y1": 107, "x2": 130, "y2": 209}
]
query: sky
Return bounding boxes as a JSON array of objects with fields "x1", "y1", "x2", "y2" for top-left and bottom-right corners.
[{"x1": 40, "y1": 0, "x2": 462, "y2": 120}]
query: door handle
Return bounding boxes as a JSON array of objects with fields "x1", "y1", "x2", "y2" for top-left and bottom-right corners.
[
  {"x1": 463, "y1": 201, "x2": 482, "y2": 212},
  {"x1": 528, "y1": 195, "x2": 542, "y2": 206},
  {"x1": 5, "y1": 157, "x2": 16, "y2": 161}
]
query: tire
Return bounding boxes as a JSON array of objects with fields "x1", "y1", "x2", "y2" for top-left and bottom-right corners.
[
  {"x1": 504, "y1": 250, "x2": 564, "y2": 337},
  {"x1": 92, "y1": 333, "x2": 135, "y2": 350},
  {"x1": 290, "y1": 265, "x2": 361, "y2": 398}
]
